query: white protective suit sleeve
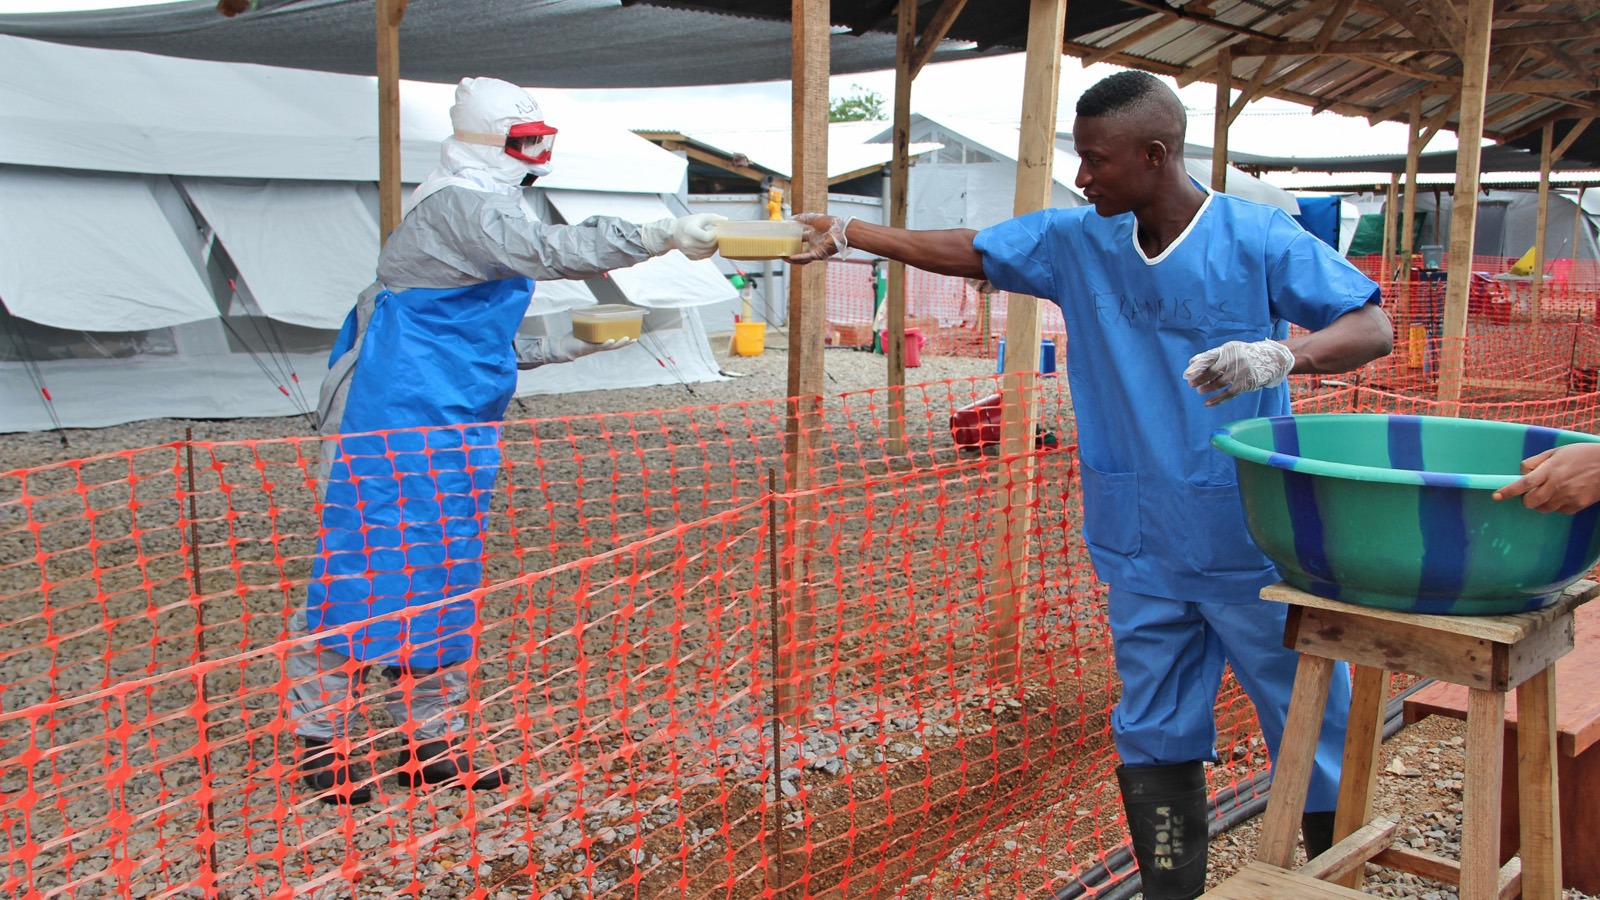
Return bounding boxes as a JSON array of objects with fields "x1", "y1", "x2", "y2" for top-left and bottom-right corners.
[
  {"x1": 514, "y1": 335, "x2": 633, "y2": 369},
  {"x1": 377, "y1": 186, "x2": 655, "y2": 295}
]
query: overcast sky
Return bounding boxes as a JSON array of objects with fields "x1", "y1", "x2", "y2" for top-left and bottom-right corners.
[{"x1": 1, "y1": 0, "x2": 1460, "y2": 160}]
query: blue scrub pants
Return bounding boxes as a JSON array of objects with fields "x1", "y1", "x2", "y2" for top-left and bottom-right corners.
[{"x1": 1108, "y1": 586, "x2": 1350, "y2": 813}]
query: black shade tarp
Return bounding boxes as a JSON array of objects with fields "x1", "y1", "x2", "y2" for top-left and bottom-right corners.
[{"x1": 0, "y1": 0, "x2": 1009, "y2": 88}]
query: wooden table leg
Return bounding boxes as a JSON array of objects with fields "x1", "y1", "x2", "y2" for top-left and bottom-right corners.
[
  {"x1": 1515, "y1": 668, "x2": 1562, "y2": 900},
  {"x1": 1462, "y1": 687, "x2": 1507, "y2": 900},
  {"x1": 1333, "y1": 665, "x2": 1389, "y2": 888},
  {"x1": 1257, "y1": 655, "x2": 1335, "y2": 868}
]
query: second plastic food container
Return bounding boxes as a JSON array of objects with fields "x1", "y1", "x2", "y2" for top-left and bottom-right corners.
[
  {"x1": 716, "y1": 220, "x2": 804, "y2": 260},
  {"x1": 570, "y1": 304, "x2": 646, "y2": 342}
]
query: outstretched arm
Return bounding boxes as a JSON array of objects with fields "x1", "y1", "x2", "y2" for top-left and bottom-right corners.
[
  {"x1": 788, "y1": 213, "x2": 986, "y2": 280},
  {"x1": 1186, "y1": 302, "x2": 1392, "y2": 407}
]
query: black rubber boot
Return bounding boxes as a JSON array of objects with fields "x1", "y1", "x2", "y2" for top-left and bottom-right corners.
[
  {"x1": 299, "y1": 737, "x2": 372, "y2": 805},
  {"x1": 1116, "y1": 762, "x2": 1209, "y2": 900},
  {"x1": 393, "y1": 739, "x2": 509, "y2": 792},
  {"x1": 1302, "y1": 810, "x2": 1338, "y2": 861}
]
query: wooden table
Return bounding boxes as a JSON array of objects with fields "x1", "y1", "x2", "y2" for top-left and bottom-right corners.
[{"x1": 1201, "y1": 579, "x2": 1598, "y2": 900}]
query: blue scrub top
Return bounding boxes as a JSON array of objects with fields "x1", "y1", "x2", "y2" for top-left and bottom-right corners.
[{"x1": 974, "y1": 190, "x2": 1380, "y2": 603}]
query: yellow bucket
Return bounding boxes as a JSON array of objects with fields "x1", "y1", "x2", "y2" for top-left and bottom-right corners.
[{"x1": 733, "y1": 321, "x2": 766, "y2": 356}]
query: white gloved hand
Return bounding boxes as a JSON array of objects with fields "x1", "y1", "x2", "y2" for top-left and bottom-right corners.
[
  {"x1": 639, "y1": 214, "x2": 726, "y2": 260},
  {"x1": 1183, "y1": 339, "x2": 1295, "y2": 406},
  {"x1": 515, "y1": 334, "x2": 634, "y2": 369}
]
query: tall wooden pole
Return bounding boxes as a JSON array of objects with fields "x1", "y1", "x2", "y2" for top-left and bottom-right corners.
[
  {"x1": 1212, "y1": 48, "x2": 1231, "y2": 193},
  {"x1": 988, "y1": 0, "x2": 1065, "y2": 687},
  {"x1": 1437, "y1": 0, "x2": 1492, "y2": 406},
  {"x1": 1397, "y1": 94, "x2": 1423, "y2": 322},
  {"x1": 1531, "y1": 122, "x2": 1553, "y2": 329},
  {"x1": 376, "y1": 0, "x2": 407, "y2": 243},
  {"x1": 1575, "y1": 186, "x2": 1589, "y2": 271},
  {"x1": 777, "y1": 0, "x2": 829, "y2": 720},
  {"x1": 1383, "y1": 173, "x2": 1399, "y2": 285},
  {"x1": 886, "y1": 0, "x2": 915, "y2": 457}
]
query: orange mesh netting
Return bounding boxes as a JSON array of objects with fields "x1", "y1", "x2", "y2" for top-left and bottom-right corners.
[{"x1": 4, "y1": 303, "x2": 1598, "y2": 897}]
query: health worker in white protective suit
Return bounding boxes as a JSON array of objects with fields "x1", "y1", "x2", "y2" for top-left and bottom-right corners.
[{"x1": 284, "y1": 77, "x2": 725, "y2": 805}]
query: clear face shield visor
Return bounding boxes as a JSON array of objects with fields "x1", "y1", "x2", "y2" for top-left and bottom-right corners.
[
  {"x1": 453, "y1": 120, "x2": 558, "y2": 167},
  {"x1": 504, "y1": 121, "x2": 557, "y2": 165}
]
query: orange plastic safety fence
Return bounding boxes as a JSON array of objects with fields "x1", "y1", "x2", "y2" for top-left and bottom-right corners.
[
  {"x1": 0, "y1": 375, "x2": 1278, "y2": 900},
  {"x1": 822, "y1": 262, "x2": 1066, "y2": 360}
]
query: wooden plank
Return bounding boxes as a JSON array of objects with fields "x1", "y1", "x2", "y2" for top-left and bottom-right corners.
[
  {"x1": 1403, "y1": 597, "x2": 1600, "y2": 758},
  {"x1": 1372, "y1": 844, "x2": 1463, "y2": 883},
  {"x1": 1231, "y1": 22, "x2": 1583, "y2": 56},
  {"x1": 1260, "y1": 581, "x2": 1600, "y2": 647},
  {"x1": 1436, "y1": 0, "x2": 1492, "y2": 405},
  {"x1": 375, "y1": 0, "x2": 406, "y2": 243},
  {"x1": 777, "y1": 0, "x2": 830, "y2": 721},
  {"x1": 1462, "y1": 687, "x2": 1507, "y2": 899},
  {"x1": 1213, "y1": 48, "x2": 1230, "y2": 193},
  {"x1": 985, "y1": 0, "x2": 1062, "y2": 686},
  {"x1": 1256, "y1": 655, "x2": 1335, "y2": 868},
  {"x1": 909, "y1": 0, "x2": 967, "y2": 79},
  {"x1": 1499, "y1": 857, "x2": 1523, "y2": 900},
  {"x1": 1552, "y1": 118, "x2": 1594, "y2": 162},
  {"x1": 1460, "y1": 377, "x2": 1569, "y2": 395},
  {"x1": 1331, "y1": 666, "x2": 1390, "y2": 889},
  {"x1": 885, "y1": 0, "x2": 914, "y2": 458},
  {"x1": 1532, "y1": 123, "x2": 1552, "y2": 328},
  {"x1": 1396, "y1": 93, "x2": 1423, "y2": 298},
  {"x1": 1301, "y1": 817, "x2": 1399, "y2": 884},
  {"x1": 1514, "y1": 668, "x2": 1562, "y2": 900},
  {"x1": 1204, "y1": 862, "x2": 1370, "y2": 898},
  {"x1": 1382, "y1": 173, "x2": 1398, "y2": 282}
]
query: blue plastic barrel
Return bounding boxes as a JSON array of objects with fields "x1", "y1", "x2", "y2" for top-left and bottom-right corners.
[{"x1": 996, "y1": 338, "x2": 1058, "y2": 375}]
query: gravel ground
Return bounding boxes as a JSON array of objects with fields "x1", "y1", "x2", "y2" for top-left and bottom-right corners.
[{"x1": 4, "y1": 338, "x2": 1594, "y2": 899}]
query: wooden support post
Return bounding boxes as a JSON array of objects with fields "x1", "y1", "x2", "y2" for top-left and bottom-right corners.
[
  {"x1": 1333, "y1": 666, "x2": 1391, "y2": 889},
  {"x1": 777, "y1": 0, "x2": 829, "y2": 720},
  {"x1": 1397, "y1": 94, "x2": 1423, "y2": 324},
  {"x1": 1575, "y1": 186, "x2": 1589, "y2": 273},
  {"x1": 1437, "y1": 0, "x2": 1492, "y2": 405},
  {"x1": 1531, "y1": 123, "x2": 1555, "y2": 330},
  {"x1": 1212, "y1": 48, "x2": 1231, "y2": 193},
  {"x1": 1383, "y1": 173, "x2": 1399, "y2": 285},
  {"x1": 1515, "y1": 667, "x2": 1562, "y2": 900},
  {"x1": 885, "y1": 0, "x2": 915, "y2": 457},
  {"x1": 376, "y1": 0, "x2": 406, "y2": 243},
  {"x1": 1463, "y1": 687, "x2": 1508, "y2": 899},
  {"x1": 986, "y1": 0, "x2": 1064, "y2": 687}
]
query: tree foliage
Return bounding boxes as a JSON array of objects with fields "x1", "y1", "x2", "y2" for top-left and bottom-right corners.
[{"x1": 829, "y1": 85, "x2": 887, "y2": 122}]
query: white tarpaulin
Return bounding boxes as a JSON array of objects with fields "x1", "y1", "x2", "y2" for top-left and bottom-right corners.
[
  {"x1": 544, "y1": 190, "x2": 737, "y2": 309},
  {"x1": 0, "y1": 34, "x2": 688, "y2": 193},
  {"x1": 0, "y1": 167, "x2": 215, "y2": 330},
  {"x1": 180, "y1": 178, "x2": 378, "y2": 330}
]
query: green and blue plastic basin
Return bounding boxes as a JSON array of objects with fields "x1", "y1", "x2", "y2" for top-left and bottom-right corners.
[{"x1": 1211, "y1": 413, "x2": 1600, "y2": 615}]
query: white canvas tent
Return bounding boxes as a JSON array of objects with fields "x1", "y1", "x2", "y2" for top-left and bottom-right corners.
[
  {"x1": 857, "y1": 114, "x2": 1300, "y2": 231},
  {"x1": 0, "y1": 34, "x2": 734, "y2": 433}
]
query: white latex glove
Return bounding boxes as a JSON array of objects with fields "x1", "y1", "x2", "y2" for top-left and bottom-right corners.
[
  {"x1": 1183, "y1": 339, "x2": 1295, "y2": 406},
  {"x1": 514, "y1": 335, "x2": 633, "y2": 369},
  {"x1": 639, "y1": 214, "x2": 726, "y2": 260},
  {"x1": 789, "y1": 212, "x2": 854, "y2": 263}
]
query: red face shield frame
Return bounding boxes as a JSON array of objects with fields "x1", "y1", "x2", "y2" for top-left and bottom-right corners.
[{"x1": 505, "y1": 121, "x2": 558, "y2": 166}]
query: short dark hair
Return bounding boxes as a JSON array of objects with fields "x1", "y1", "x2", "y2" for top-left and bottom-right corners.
[
  {"x1": 1076, "y1": 70, "x2": 1168, "y2": 118},
  {"x1": 1075, "y1": 70, "x2": 1186, "y2": 147}
]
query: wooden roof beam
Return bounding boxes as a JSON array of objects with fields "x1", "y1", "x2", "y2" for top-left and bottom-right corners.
[
  {"x1": 908, "y1": 0, "x2": 967, "y2": 80},
  {"x1": 656, "y1": 139, "x2": 786, "y2": 187},
  {"x1": 1551, "y1": 117, "x2": 1595, "y2": 162},
  {"x1": 1232, "y1": 21, "x2": 1583, "y2": 56},
  {"x1": 1416, "y1": 0, "x2": 1467, "y2": 52}
]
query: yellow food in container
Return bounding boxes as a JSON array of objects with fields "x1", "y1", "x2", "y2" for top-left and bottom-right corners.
[
  {"x1": 716, "y1": 220, "x2": 804, "y2": 260},
  {"x1": 569, "y1": 304, "x2": 645, "y2": 343}
]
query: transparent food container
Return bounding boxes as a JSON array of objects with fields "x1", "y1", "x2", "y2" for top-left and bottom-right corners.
[
  {"x1": 569, "y1": 304, "x2": 645, "y2": 343},
  {"x1": 716, "y1": 219, "x2": 804, "y2": 260}
]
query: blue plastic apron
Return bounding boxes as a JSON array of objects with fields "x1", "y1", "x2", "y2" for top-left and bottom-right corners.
[{"x1": 308, "y1": 277, "x2": 534, "y2": 667}]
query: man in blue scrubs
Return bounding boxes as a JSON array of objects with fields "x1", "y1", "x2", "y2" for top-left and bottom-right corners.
[
  {"x1": 286, "y1": 77, "x2": 725, "y2": 805},
  {"x1": 791, "y1": 71, "x2": 1391, "y2": 898}
]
